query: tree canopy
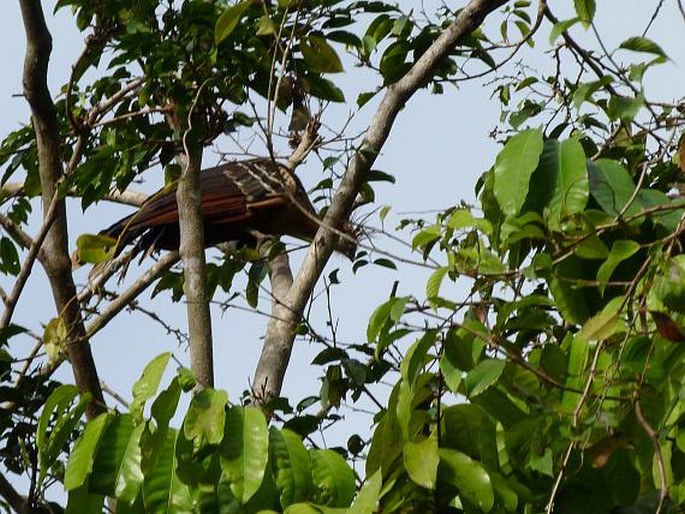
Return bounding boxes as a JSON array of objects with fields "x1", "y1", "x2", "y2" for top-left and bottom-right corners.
[{"x1": 1, "y1": 0, "x2": 685, "y2": 513}]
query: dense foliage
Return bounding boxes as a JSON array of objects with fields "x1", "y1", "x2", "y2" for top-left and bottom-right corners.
[{"x1": 1, "y1": 0, "x2": 685, "y2": 513}]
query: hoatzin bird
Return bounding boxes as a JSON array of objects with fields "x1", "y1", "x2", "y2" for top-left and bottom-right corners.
[{"x1": 98, "y1": 158, "x2": 357, "y2": 262}]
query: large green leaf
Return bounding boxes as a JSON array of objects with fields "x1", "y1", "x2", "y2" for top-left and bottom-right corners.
[
  {"x1": 400, "y1": 331, "x2": 436, "y2": 386},
  {"x1": 574, "y1": 0, "x2": 595, "y2": 26},
  {"x1": 540, "y1": 138, "x2": 589, "y2": 231},
  {"x1": 493, "y1": 128, "x2": 544, "y2": 218},
  {"x1": 441, "y1": 405, "x2": 486, "y2": 456},
  {"x1": 619, "y1": 36, "x2": 669, "y2": 59},
  {"x1": 184, "y1": 388, "x2": 228, "y2": 447},
  {"x1": 215, "y1": 0, "x2": 251, "y2": 44},
  {"x1": 89, "y1": 414, "x2": 144, "y2": 503},
  {"x1": 65, "y1": 413, "x2": 112, "y2": 491},
  {"x1": 37, "y1": 384, "x2": 90, "y2": 489},
  {"x1": 300, "y1": 35, "x2": 344, "y2": 73},
  {"x1": 131, "y1": 352, "x2": 171, "y2": 422},
  {"x1": 347, "y1": 469, "x2": 381, "y2": 514},
  {"x1": 220, "y1": 406, "x2": 269, "y2": 504},
  {"x1": 596, "y1": 240, "x2": 640, "y2": 295},
  {"x1": 465, "y1": 359, "x2": 506, "y2": 398},
  {"x1": 587, "y1": 159, "x2": 639, "y2": 217},
  {"x1": 65, "y1": 484, "x2": 105, "y2": 514},
  {"x1": 310, "y1": 449, "x2": 355, "y2": 507},
  {"x1": 143, "y1": 428, "x2": 193, "y2": 514},
  {"x1": 439, "y1": 449, "x2": 494, "y2": 511},
  {"x1": 269, "y1": 428, "x2": 313, "y2": 508},
  {"x1": 403, "y1": 437, "x2": 439, "y2": 490}
]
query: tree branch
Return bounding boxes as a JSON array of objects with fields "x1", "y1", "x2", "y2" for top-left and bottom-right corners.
[
  {"x1": 173, "y1": 87, "x2": 214, "y2": 388},
  {"x1": 252, "y1": 0, "x2": 509, "y2": 405},
  {"x1": 85, "y1": 251, "x2": 180, "y2": 339},
  {"x1": 19, "y1": 0, "x2": 105, "y2": 417},
  {"x1": 0, "y1": 471, "x2": 26, "y2": 514}
]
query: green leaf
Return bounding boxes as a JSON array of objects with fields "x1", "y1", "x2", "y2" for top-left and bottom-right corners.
[
  {"x1": 439, "y1": 350, "x2": 462, "y2": 393},
  {"x1": 215, "y1": 0, "x2": 251, "y2": 44},
  {"x1": 619, "y1": 36, "x2": 669, "y2": 59},
  {"x1": 400, "y1": 331, "x2": 436, "y2": 386},
  {"x1": 439, "y1": 449, "x2": 494, "y2": 511},
  {"x1": 573, "y1": 0, "x2": 595, "y2": 27},
  {"x1": 65, "y1": 485, "x2": 104, "y2": 514},
  {"x1": 607, "y1": 93, "x2": 644, "y2": 122},
  {"x1": 75, "y1": 234, "x2": 117, "y2": 264},
  {"x1": 184, "y1": 388, "x2": 228, "y2": 447},
  {"x1": 269, "y1": 428, "x2": 313, "y2": 508},
  {"x1": 88, "y1": 414, "x2": 144, "y2": 503},
  {"x1": 310, "y1": 449, "x2": 355, "y2": 507},
  {"x1": 37, "y1": 384, "x2": 91, "y2": 490},
  {"x1": 246, "y1": 260, "x2": 268, "y2": 308},
  {"x1": 403, "y1": 437, "x2": 439, "y2": 490},
  {"x1": 43, "y1": 316, "x2": 68, "y2": 364},
  {"x1": 65, "y1": 413, "x2": 112, "y2": 490},
  {"x1": 572, "y1": 76, "x2": 613, "y2": 110},
  {"x1": 426, "y1": 266, "x2": 448, "y2": 303},
  {"x1": 347, "y1": 469, "x2": 381, "y2": 514},
  {"x1": 587, "y1": 159, "x2": 639, "y2": 217},
  {"x1": 130, "y1": 352, "x2": 171, "y2": 422},
  {"x1": 465, "y1": 359, "x2": 506, "y2": 397},
  {"x1": 142, "y1": 428, "x2": 193, "y2": 513},
  {"x1": 493, "y1": 128, "x2": 544, "y2": 217},
  {"x1": 366, "y1": 296, "x2": 410, "y2": 342},
  {"x1": 300, "y1": 35, "x2": 344, "y2": 73},
  {"x1": 549, "y1": 18, "x2": 579, "y2": 44},
  {"x1": 579, "y1": 297, "x2": 621, "y2": 341},
  {"x1": 540, "y1": 138, "x2": 589, "y2": 231},
  {"x1": 220, "y1": 406, "x2": 269, "y2": 503},
  {"x1": 596, "y1": 240, "x2": 640, "y2": 294},
  {"x1": 0, "y1": 237, "x2": 20, "y2": 275}
]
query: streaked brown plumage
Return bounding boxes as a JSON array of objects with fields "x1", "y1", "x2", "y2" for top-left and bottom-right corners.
[{"x1": 102, "y1": 158, "x2": 357, "y2": 259}]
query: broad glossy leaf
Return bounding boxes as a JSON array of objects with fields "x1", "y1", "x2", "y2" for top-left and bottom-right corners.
[
  {"x1": 549, "y1": 17, "x2": 579, "y2": 44},
  {"x1": 130, "y1": 352, "x2": 171, "y2": 422},
  {"x1": 579, "y1": 297, "x2": 621, "y2": 342},
  {"x1": 347, "y1": 469, "x2": 381, "y2": 514},
  {"x1": 493, "y1": 129, "x2": 544, "y2": 217},
  {"x1": 215, "y1": 1, "x2": 251, "y2": 44},
  {"x1": 607, "y1": 93, "x2": 644, "y2": 122},
  {"x1": 310, "y1": 449, "x2": 355, "y2": 507},
  {"x1": 0, "y1": 237, "x2": 20, "y2": 275},
  {"x1": 88, "y1": 414, "x2": 144, "y2": 503},
  {"x1": 639, "y1": 189, "x2": 684, "y2": 231},
  {"x1": 587, "y1": 159, "x2": 640, "y2": 216},
  {"x1": 596, "y1": 240, "x2": 640, "y2": 294},
  {"x1": 441, "y1": 404, "x2": 486, "y2": 456},
  {"x1": 65, "y1": 413, "x2": 112, "y2": 491},
  {"x1": 574, "y1": 0, "x2": 595, "y2": 26},
  {"x1": 184, "y1": 388, "x2": 228, "y2": 447},
  {"x1": 38, "y1": 384, "x2": 91, "y2": 489},
  {"x1": 619, "y1": 36, "x2": 669, "y2": 59},
  {"x1": 143, "y1": 428, "x2": 193, "y2": 513},
  {"x1": 400, "y1": 331, "x2": 436, "y2": 386},
  {"x1": 465, "y1": 359, "x2": 506, "y2": 397},
  {"x1": 65, "y1": 484, "x2": 105, "y2": 514},
  {"x1": 403, "y1": 437, "x2": 439, "y2": 489},
  {"x1": 439, "y1": 449, "x2": 494, "y2": 511},
  {"x1": 366, "y1": 296, "x2": 410, "y2": 342},
  {"x1": 540, "y1": 138, "x2": 589, "y2": 231},
  {"x1": 269, "y1": 428, "x2": 312, "y2": 508},
  {"x1": 300, "y1": 35, "x2": 344, "y2": 73},
  {"x1": 220, "y1": 406, "x2": 269, "y2": 503}
]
